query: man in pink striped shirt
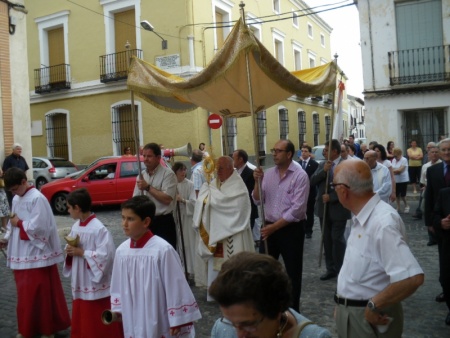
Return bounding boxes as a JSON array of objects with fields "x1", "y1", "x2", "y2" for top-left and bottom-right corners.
[{"x1": 253, "y1": 139, "x2": 309, "y2": 311}]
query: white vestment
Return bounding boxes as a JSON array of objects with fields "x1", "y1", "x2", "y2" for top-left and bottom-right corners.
[
  {"x1": 193, "y1": 170, "x2": 254, "y2": 298},
  {"x1": 175, "y1": 179, "x2": 202, "y2": 278},
  {"x1": 63, "y1": 217, "x2": 116, "y2": 300},
  {"x1": 110, "y1": 235, "x2": 201, "y2": 337},
  {"x1": 5, "y1": 188, "x2": 64, "y2": 269}
]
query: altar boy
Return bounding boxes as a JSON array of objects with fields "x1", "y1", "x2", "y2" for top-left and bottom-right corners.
[{"x1": 110, "y1": 195, "x2": 201, "y2": 337}]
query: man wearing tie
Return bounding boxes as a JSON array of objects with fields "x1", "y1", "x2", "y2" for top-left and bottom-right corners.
[
  {"x1": 311, "y1": 139, "x2": 351, "y2": 281},
  {"x1": 425, "y1": 138, "x2": 450, "y2": 323},
  {"x1": 299, "y1": 146, "x2": 319, "y2": 238}
]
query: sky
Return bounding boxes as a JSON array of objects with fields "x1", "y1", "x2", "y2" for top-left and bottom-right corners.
[{"x1": 304, "y1": 0, "x2": 364, "y2": 97}]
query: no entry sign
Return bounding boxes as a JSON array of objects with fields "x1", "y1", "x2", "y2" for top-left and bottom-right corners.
[{"x1": 207, "y1": 114, "x2": 223, "y2": 129}]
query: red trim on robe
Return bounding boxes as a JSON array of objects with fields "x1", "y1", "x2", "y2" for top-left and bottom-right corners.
[
  {"x1": 17, "y1": 220, "x2": 30, "y2": 240},
  {"x1": 79, "y1": 213, "x2": 96, "y2": 227},
  {"x1": 170, "y1": 322, "x2": 193, "y2": 330},
  {"x1": 130, "y1": 230, "x2": 154, "y2": 248}
]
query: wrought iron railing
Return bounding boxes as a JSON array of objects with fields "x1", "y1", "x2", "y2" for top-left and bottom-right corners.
[
  {"x1": 99, "y1": 49, "x2": 142, "y2": 83},
  {"x1": 34, "y1": 64, "x2": 71, "y2": 94},
  {"x1": 388, "y1": 45, "x2": 450, "y2": 85}
]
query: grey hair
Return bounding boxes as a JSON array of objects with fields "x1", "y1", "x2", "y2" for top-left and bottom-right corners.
[
  {"x1": 335, "y1": 162, "x2": 373, "y2": 195},
  {"x1": 438, "y1": 138, "x2": 450, "y2": 149},
  {"x1": 12, "y1": 143, "x2": 22, "y2": 150}
]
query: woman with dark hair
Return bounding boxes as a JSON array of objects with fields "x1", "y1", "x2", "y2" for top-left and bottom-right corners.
[
  {"x1": 123, "y1": 146, "x2": 133, "y2": 157},
  {"x1": 209, "y1": 252, "x2": 331, "y2": 338},
  {"x1": 374, "y1": 144, "x2": 396, "y2": 202},
  {"x1": 172, "y1": 162, "x2": 199, "y2": 285},
  {"x1": 386, "y1": 141, "x2": 395, "y2": 161}
]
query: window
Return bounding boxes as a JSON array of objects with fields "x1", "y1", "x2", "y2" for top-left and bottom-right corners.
[
  {"x1": 273, "y1": 0, "x2": 280, "y2": 13},
  {"x1": 101, "y1": 0, "x2": 141, "y2": 55},
  {"x1": 320, "y1": 33, "x2": 325, "y2": 47},
  {"x1": 45, "y1": 110, "x2": 71, "y2": 160},
  {"x1": 313, "y1": 113, "x2": 320, "y2": 146},
  {"x1": 307, "y1": 23, "x2": 313, "y2": 38},
  {"x1": 214, "y1": 1, "x2": 233, "y2": 51},
  {"x1": 272, "y1": 29, "x2": 286, "y2": 65},
  {"x1": 298, "y1": 111, "x2": 306, "y2": 146},
  {"x1": 226, "y1": 117, "x2": 237, "y2": 154},
  {"x1": 279, "y1": 108, "x2": 289, "y2": 140},
  {"x1": 292, "y1": 11, "x2": 299, "y2": 27},
  {"x1": 257, "y1": 111, "x2": 267, "y2": 163},
  {"x1": 308, "y1": 50, "x2": 316, "y2": 68},
  {"x1": 325, "y1": 115, "x2": 331, "y2": 142},
  {"x1": 111, "y1": 102, "x2": 141, "y2": 156},
  {"x1": 292, "y1": 42, "x2": 302, "y2": 71},
  {"x1": 247, "y1": 13, "x2": 262, "y2": 40}
]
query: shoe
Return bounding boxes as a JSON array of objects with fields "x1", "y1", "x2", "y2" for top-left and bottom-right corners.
[
  {"x1": 446, "y1": 312, "x2": 450, "y2": 325},
  {"x1": 436, "y1": 292, "x2": 446, "y2": 303},
  {"x1": 320, "y1": 272, "x2": 337, "y2": 281},
  {"x1": 404, "y1": 206, "x2": 410, "y2": 213},
  {"x1": 412, "y1": 213, "x2": 422, "y2": 219},
  {"x1": 427, "y1": 240, "x2": 437, "y2": 246},
  {"x1": 305, "y1": 233, "x2": 312, "y2": 239}
]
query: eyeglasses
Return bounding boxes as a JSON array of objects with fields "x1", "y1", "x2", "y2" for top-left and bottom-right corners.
[
  {"x1": 270, "y1": 148, "x2": 287, "y2": 154},
  {"x1": 330, "y1": 182, "x2": 350, "y2": 189},
  {"x1": 220, "y1": 316, "x2": 264, "y2": 332}
]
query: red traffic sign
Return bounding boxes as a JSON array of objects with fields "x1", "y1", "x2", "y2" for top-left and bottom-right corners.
[{"x1": 207, "y1": 114, "x2": 223, "y2": 129}]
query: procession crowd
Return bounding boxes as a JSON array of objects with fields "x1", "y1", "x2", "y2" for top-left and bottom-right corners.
[{"x1": 0, "y1": 136, "x2": 449, "y2": 337}]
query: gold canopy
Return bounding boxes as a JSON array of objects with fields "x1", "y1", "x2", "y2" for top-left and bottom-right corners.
[{"x1": 127, "y1": 19, "x2": 337, "y2": 118}]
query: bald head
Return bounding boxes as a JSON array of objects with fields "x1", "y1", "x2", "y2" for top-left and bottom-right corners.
[
  {"x1": 217, "y1": 156, "x2": 234, "y2": 182},
  {"x1": 363, "y1": 150, "x2": 378, "y2": 169},
  {"x1": 335, "y1": 160, "x2": 373, "y2": 196}
]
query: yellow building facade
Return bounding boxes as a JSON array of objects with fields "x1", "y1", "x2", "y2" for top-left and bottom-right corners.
[{"x1": 27, "y1": 0, "x2": 339, "y2": 165}]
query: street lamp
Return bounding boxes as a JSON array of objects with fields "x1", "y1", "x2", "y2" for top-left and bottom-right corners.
[{"x1": 140, "y1": 20, "x2": 168, "y2": 50}]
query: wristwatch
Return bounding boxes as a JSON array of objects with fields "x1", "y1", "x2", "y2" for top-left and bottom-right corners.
[
  {"x1": 367, "y1": 298, "x2": 378, "y2": 312},
  {"x1": 145, "y1": 185, "x2": 151, "y2": 192}
]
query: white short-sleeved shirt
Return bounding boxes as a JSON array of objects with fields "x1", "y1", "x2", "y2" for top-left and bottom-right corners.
[{"x1": 337, "y1": 194, "x2": 423, "y2": 300}]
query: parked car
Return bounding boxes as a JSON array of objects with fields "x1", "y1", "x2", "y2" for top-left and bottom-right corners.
[
  {"x1": 40, "y1": 156, "x2": 145, "y2": 214},
  {"x1": 32, "y1": 157, "x2": 79, "y2": 190},
  {"x1": 311, "y1": 145, "x2": 326, "y2": 164}
]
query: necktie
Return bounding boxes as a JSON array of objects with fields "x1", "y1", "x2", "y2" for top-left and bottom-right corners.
[
  {"x1": 445, "y1": 164, "x2": 450, "y2": 186},
  {"x1": 329, "y1": 162, "x2": 335, "y2": 183},
  {"x1": 302, "y1": 160, "x2": 306, "y2": 169}
]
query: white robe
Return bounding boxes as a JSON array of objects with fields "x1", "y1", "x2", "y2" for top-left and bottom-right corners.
[
  {"x1": 110, "y1": 235, "x2": 201, "y2": 338},
  {"x1": 62, "y1": 217, "x2": 116, "y2": 300},
  {"x1": 192, "y1": 170, "x2": 254, "y2": 297},
  {"x1": 5, "y1": 188, "x2": 64, "y2": 269},
  {"x1": 174, "y1": 179, "x2": 198, "y2": 275}
]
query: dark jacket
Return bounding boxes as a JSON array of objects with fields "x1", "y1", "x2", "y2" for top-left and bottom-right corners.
[{"x1": 240, "y1": 165, "x2": 258, "y2": 222}]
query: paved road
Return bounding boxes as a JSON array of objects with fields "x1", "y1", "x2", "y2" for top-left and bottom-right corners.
[{"x1": 0, "y1": 196, "x2": 449, "y2": 337}]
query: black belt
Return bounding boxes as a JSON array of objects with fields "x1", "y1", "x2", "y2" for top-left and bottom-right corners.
[{"x1": 334, "y1": 294, "x2": 368, "y2": 307}]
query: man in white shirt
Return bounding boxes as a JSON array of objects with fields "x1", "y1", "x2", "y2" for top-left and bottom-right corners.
[
  {"x1": 364, "y1": 150, "x2": 392, "y2": 202},
  {"x1": 134, "y1": 143, "x2": 178, "y2": 249},
  {"x1": 333, "y1": 160, "x2": 424, "y2": 337}
]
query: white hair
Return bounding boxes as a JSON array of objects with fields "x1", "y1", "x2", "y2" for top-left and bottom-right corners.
[{"x1": 12, "y1": 143, "x2": 22, "y2": 150}]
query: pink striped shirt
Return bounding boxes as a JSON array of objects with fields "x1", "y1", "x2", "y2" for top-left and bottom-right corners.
[{"x1": 253, "y1": 161, "x2": 309, "y2": 223}]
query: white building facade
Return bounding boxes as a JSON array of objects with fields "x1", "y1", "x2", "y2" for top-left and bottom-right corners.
[{"x1": 355, "y1": 0, "x2": 450, "y2": 150}]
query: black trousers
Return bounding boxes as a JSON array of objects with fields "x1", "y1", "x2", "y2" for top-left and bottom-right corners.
[
  {"x1": 305, "y1": 197, "x2": 316, "y2": 236},
  {"x1": 151, "y1": 213, "x2": 177, "y2": 250},
  {"x1": 320, "y1": 217, "x2": 347, "y2": 274},
  {"x1": 260, "y1": 221, "x2": 305, "y2": 312},
  {"x1": 442, "y1": 235, "x2": 450, "y2": 311}
]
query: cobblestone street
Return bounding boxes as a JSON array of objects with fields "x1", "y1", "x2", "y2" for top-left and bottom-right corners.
[{"x1": 0, "y1": 197, "x2": 448, "y2": 337}]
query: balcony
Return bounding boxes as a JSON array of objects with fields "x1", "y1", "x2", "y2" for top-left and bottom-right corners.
[
  {"x1": 100, "y1": 49, "x2": 143, "y2": 83},
  {"x1": 388, "y1": 45, "x2": 449, "y2": 86},
  {"x1": 34, "y1": 64, "x2": 71, "y2": 94}
]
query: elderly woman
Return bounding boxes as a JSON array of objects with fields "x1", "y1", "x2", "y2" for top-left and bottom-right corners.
[
  {"x1": 373, "y1": 144, "x2": 396, "y2": 202},
  {"x1": 209, "y1": 252, "x2": 331, "y2": 338},
  {"x1": 392, "y1": 147, "x2": 410, "y2": 213}
]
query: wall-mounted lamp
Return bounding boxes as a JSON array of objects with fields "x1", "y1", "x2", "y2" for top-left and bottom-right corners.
[{"x1": 140, "y1": 20, "x2": 168, "y2": 50}]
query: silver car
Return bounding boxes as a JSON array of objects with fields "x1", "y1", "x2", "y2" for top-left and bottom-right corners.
[{"x1": 32, "y1": 157, "x2": 79, "y2": 190}]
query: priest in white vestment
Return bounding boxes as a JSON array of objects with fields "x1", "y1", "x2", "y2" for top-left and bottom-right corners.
[{"x1": 193, "y1": 156, "x2": 254, "y2": 300}]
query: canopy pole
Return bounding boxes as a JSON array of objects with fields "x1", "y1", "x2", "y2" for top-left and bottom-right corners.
[
  {"x1": 126, "y1": 42, "x2": 143, "y2": 188},
  {"x1": 239, "y1": 2, "x2": 268, "y2": 254},
  {"x1": 318, "y1": 54, "x2": 339, "y2": 267}
]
